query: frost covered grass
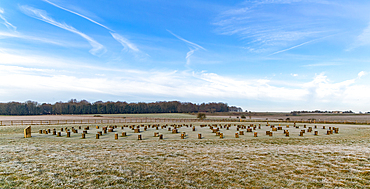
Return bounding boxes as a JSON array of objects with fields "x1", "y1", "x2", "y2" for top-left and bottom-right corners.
[
  {"x1": 1, "y1": 122, "x2": 370, "y2": 188},
  {"x1": 99, "y1": 113, "x2": 197, "y2": 119}
]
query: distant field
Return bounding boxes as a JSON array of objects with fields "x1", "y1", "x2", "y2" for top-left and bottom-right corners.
[
  {"x1": 99, "y1": 113, "x2": 197, "y2": 119},
  {"x1": 209, "y1": 112, "x2": 370, "y2": 122},
  {"x1": 0, "y1": 113, "x2": 197, "y2": 122},
  {"x1": 1, "y1": 113, "x2": 370, "y2": 123},
  {"x1": 0, "y1": 115, "x2": 99, "y2": 121},
  {"x1": 1, "y1": 121, "x2": 370, "y2": 188}
]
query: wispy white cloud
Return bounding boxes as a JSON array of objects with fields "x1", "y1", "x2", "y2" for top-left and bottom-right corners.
[
  {"x1": 195, "y1": 72, "x2": 306, "y2": 101},
  {"x1": 0, "y1": 8, "x2": 17, "y2": 31},
  {"x1": 268, "y1": 34, "x2": 336, "y2": 56},
  {"x1": 0, "y1": 64, "x2": 303, "y2": 101},
  {"x1": 253, "y1": 0, "x2": 306, "y2": 5},
  {"x1": 42, "y1": 0, "x2": 144, "y2": 56},
  {"x1": 0, "y1": 50, "x2": 88, "y2": 69},
  {"x1": 252, "y1": 0, "x2": 340, "y2": 6},
  {"x1": 358, "y1": 23, "x2": 370, "y2": 43},
  {"x1": 42, "y1": 0, "x2": 113, "y2": 32},
  {"x1": 20, "y1": 5, "x2": 106, "y2": 56},
  {"x1": 167, "y1": 30, "x2": 206, "y2": 65},
  {"x1": 268, "y1": 39, "x2": 316, "y2": 56},
  {"x1": 0, "y1": 31, "x2": 18, "y2": 38},
  {"x1": 186, "y1": 49, "x2": 195, "y2": 59},
  {"x1": 0, "y1": 48, "x2": 149, "y2": 74},
  {"x1": 0, "y1": 31, "x2": 88, "y2": 48},
  {"x1": 214, "y1": 1, "x2": 348, "y2": 53},
  {"x1": 167, "y1": 30, "x2": 206, "y2": 50},
  {"x1": 349, "y1": 22, "x2": 370, "y2": 50},
  {"x1": 0, "y1": 52, "x2": 369, "y2": 111},
  {"x1": 0, "y1": 51, "x2": 354, "y2": 102},
  {"x1": 303, "y1": 62, "x2": 341, "y2": 67},
  {"x1": 111, "y1": 32, "x2": 139, "y2": 52},
  {"x1": 358, "y1": 71, "x2": 366, "y2": 78}
]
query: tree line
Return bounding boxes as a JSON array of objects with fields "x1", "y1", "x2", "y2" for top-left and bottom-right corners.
[
  {"x1": 291, "y1": 110, "x2": 354, "y2": 114},
  {"x1": 0, "y1": 100, "x2": 230, "y2": 115}
]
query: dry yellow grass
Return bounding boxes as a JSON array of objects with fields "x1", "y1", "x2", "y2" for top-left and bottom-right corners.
[{"x1": 1, "y1": 122, "x2": 370, "y2": 188}]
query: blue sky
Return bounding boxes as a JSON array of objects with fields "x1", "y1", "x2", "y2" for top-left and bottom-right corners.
[{"x1": 1, "y1": 0, "x2": 370, "y2": 112}]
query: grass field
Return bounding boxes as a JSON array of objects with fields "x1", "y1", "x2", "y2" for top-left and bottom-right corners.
[
  {"x1": 2, "y1": 112, "x2": 370, "y2": 123},
  {"x1": 1, "y1": 121, "x2": 370, "y2": 188},
  {"x1": 208, "y1": 112, "x2": 370, "y2": 122},
  {"x1": 98, "y1": 113, "x2": 197, "y2": 119}
]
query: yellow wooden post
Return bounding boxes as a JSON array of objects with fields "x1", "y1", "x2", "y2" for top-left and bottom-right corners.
[{"x1": 24, "y1": 126, "x2": 31, "y2": 138}]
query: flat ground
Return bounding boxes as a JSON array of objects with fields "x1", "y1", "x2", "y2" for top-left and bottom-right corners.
[
  {"x1": 0, "y1": 113, "x2": 197, "y2": 121},
  {"x1": 2, "y1": 112, "x2": 370, "y2": 123},
  {"x1": 1, "y1": 120, "x2": 370, "y2": 188},
  {"x1": 208, "y1": 112, "x2": 370, "y2": 122},
  {"x1": 0, "y1": 114, "x2": 198, "y2": 126}
]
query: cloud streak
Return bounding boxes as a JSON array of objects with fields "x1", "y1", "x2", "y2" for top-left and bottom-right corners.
[
  {"x1": 268, "y1": 33, "x2": 336, "y2": 56},
  {"x1": 0, "y1": 31, "x2": 88, "y2": 48},
  {"x1": 20, "y1": 5, "x2": 106, "y2": 56},
  {"x1": 349, "y1": 22, "x2": 370, "y2": 50},
  {"x1": 111, "y1": 32, "x2": 139, "y2": 52},
  {"x1": 42, "y1": 0, "x2": 143, "y2": 55},
  {"x1": 167, "y1": 30, "x2": 206, "y2": 65},
  {"x1": 0, "y1": 8, "x2": 17, "y2": 31},
  {"x1": 303, "y1": 62, "x2": 341, "y2": 67},
  {"x1": 214, "y1": 1, "x2": 349, "y2": 54},
  {"x1": 42, "y1": 0, "x2": 113, "y2": 32},
  {"x1": 269, "y1": 39, "x2": 316, "y2": 56},
  {"x1": 268, "y1": 34, "x2": 335, "y2": 56},
  {"x1": 167, "y1": 30, "x2": 206, "y2": 50}
]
